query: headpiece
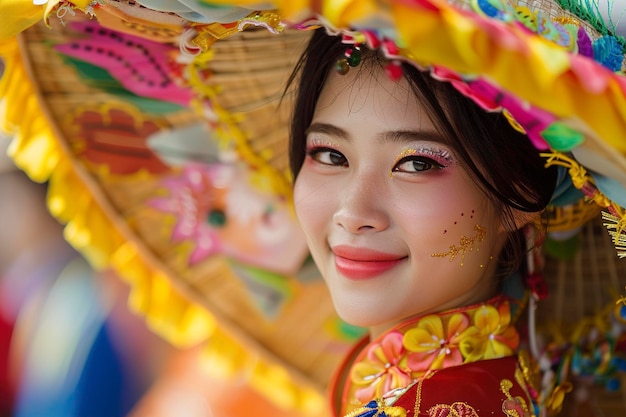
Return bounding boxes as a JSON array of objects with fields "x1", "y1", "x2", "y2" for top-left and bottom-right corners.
[{"x1": 2, "y1": 0, "x2": 626, "y2": 414}]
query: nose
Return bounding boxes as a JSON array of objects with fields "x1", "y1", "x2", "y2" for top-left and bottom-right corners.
[{"x1": 333, "y1": 171, "x2": 390, "y2": 234}]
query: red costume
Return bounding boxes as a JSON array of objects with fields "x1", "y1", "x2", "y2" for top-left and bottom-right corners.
[{"x1": 330, "y1": 296, "x2": 537, "y2": 417}]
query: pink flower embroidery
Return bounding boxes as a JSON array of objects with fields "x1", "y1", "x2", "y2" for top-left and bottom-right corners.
[
  {"x1": 403, "y1": 313, "x2": 470, "y2": 373},
  {"x1": 351, "y1": 331, "x2": 412, "y2": 403}
]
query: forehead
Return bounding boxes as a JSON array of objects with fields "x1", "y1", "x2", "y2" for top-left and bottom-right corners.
[{"x1": 313, "y1": 65, "x2": 434, "y2": 133}]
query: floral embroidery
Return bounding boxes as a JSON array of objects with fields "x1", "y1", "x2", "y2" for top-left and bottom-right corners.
[
  {"x1": 344, "y1": 297, "x2": 521, "y2": 413},
  {"x1": 351, "y1": 332, "x2": 412, "y2": 403},
  {"x1": 500, "y1": 379, "x2": 532, "y2": 417},
  {"x1": 459, "y1": 302, "x2": 519, "y2": 362},
  {"x1": 403, "y1": 313, "x2": 469, "y2": 373},
  {"x1": 345, "y1": 399, "x2": 407, "y2": 417},
  {"x1": 426, "y1": 402, "x2": 480, "y2": 417}
]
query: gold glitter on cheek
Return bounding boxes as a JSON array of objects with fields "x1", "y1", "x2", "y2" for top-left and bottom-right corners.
[
  {"x1": 479, "y1": 257, "x2": 494, "y2": 269},
  {"x1": 431, "y1": 224, "x2": 487, "y2": 267}
]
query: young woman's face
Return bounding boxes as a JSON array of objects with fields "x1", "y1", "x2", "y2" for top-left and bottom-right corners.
[{"x1": 293, "y1": 66, "x2": 509, "y2": 334}]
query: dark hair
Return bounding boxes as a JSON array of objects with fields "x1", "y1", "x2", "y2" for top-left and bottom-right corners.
[{"x1": 287, "y1": 28, "x2": 558, "y2": 274}]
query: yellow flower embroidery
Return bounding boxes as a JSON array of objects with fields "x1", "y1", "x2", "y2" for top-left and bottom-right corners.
[
  {"x1": 459, "y1": 303, "x2": 520, "y2": 362},
  {"x1": 344, "y1": 297, "x2": 521, "y2": 414},
  {"x1": 403, "y1": 313, "x2": 470, "y2": 374}
]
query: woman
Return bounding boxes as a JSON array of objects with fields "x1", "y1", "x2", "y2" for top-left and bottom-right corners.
[
  {"x1": 289, "y1": 28, "x2": 559, "y2": 417},
  {"x1": 3, "y1": 0, "x2": 626, "y2": 415}
]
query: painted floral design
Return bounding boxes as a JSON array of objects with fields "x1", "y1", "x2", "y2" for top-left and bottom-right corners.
[
  {"x1": 149, "y1": 164, "x2": 222, "y2": 264},
  {"x1": 67, "y1": 106, "x2": 170, "y2": 175},
  {"x1": 149, "y1": 163, "x2": 308, "y2": 272},
  {"x1": 459, "y1": 302, "x2": 520, "y2": 362},
  {"x1": 351, "y1": 331, "x2": 412, "y2": 403},
  {"x1": 403, "y1": 313, "x2": 470, "y2": 373}
]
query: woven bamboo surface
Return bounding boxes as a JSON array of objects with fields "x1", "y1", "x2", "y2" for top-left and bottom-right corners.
[{"x1": 17, "y1": 17, "x2": 352, "y2": 399}]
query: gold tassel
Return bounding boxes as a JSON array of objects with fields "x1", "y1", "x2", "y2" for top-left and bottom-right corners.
[{"x1": 602, "y1": 211, "x2": 626, "y2": 259}]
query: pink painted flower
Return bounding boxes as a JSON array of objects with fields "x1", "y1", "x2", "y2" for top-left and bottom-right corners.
[
  {"x1": 149, "y1": 164, "x2": 222, "y2": 264},
  {"x1": 351, "y1": 331, "x2": 412, "y2": 403},
  {"x1": 403, "y1": 313, "x2": 470, "y2": 373}
]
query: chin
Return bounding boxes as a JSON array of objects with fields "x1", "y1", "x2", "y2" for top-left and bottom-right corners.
[{"x1": 333, "y1": 304, "x2": 393, "y2": 329}]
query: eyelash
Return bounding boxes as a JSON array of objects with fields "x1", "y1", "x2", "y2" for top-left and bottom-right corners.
[
  {"x1": 306, "y1": 146, "x2": 448, "y2": 175},
  {"x1": 306, "y1": 146, "x2": 348, "y2": 167},
  {"x1": 392, "y1": 155, "x2": 445, "y2": 173}
]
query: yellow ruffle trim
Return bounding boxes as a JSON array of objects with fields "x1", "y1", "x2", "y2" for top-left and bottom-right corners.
[
  {"x1": 0, "y1": 36, "x2": 324, "y2": 415},
  {"x1": 390, "y1": 0, "x2": 626, "y2": 157},
  {"x1": 0, "y1": 0, "x2": 93, "y2": 40}
]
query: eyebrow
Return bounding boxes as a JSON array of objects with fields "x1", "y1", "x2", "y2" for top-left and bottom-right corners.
[
  {"x1": 382, "y1": 130, "x2": 448, "y2": 145},
  {"x1": 305, "y1": 123, "x2": 349, "y2": 141},
  {"x1": 305, "y1": 122, "x2": 447, "y2": 145}
]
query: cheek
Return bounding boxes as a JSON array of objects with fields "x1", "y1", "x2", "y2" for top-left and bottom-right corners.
[
  {"x1": 395, "y1": 180, "x2": 500, "y2": 262},
  {"x1": 293, "y1": 174, "x2": 330, "y2": 239},
  {"x1": 430, "y1": 202, "x2": 503, "y2": 268}
]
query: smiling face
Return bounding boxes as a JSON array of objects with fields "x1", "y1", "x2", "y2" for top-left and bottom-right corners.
[{"x1": 293, "y1": 66, "x2": 510, "y2": 335}]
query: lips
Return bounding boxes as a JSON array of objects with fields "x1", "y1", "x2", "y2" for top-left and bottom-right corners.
[{"x1": 332, "y1": 245, "x2": 406, "y2": 280}]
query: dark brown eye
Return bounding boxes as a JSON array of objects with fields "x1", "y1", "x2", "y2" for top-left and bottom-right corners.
[
  {"x1": 393, "y1": 156, "x2": 441, "y2": 173},
  {"x1": 309, "y1": 148, "x2": 348, "y2": 167}
]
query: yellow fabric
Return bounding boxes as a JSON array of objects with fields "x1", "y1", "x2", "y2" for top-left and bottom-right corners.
[
  {"x1": 0, "y1": 0, "x2": 44, "y2": 39},
  {"x1": 0, "y1": 0, "x2": 92, "y2": 39}
]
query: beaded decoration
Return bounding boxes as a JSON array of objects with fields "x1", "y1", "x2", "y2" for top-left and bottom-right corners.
[{"x1": 336, "y1": 44, "x2": 362, "y2": 75}]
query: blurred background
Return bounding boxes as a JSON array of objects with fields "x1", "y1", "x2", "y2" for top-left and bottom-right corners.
[{"x1": 0, "y1": 129, "x2": 313, "y2": 417}]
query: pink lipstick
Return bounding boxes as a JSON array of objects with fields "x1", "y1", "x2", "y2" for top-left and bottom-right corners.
[{"x1": 332, "y1": 246, "x2": 406, "y2": 280}]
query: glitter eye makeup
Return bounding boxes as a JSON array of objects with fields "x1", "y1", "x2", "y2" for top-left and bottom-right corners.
[
  {"x1": 390, "y1": 145, "x2": 457, "y2": 176},
  {"x1": 395, "y1": 146, "x2": 456, "y2": 168},
  {"x1": 304, "y1": 136, "x2": 347, "y2": 167},
  {"x1": 306, "y1": 136, "x2": 338, "y2": 151}
]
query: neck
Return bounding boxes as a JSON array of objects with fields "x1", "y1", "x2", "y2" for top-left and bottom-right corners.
[{"x1": 367, "y1": 285, "x2": 500, "y2": 340}]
